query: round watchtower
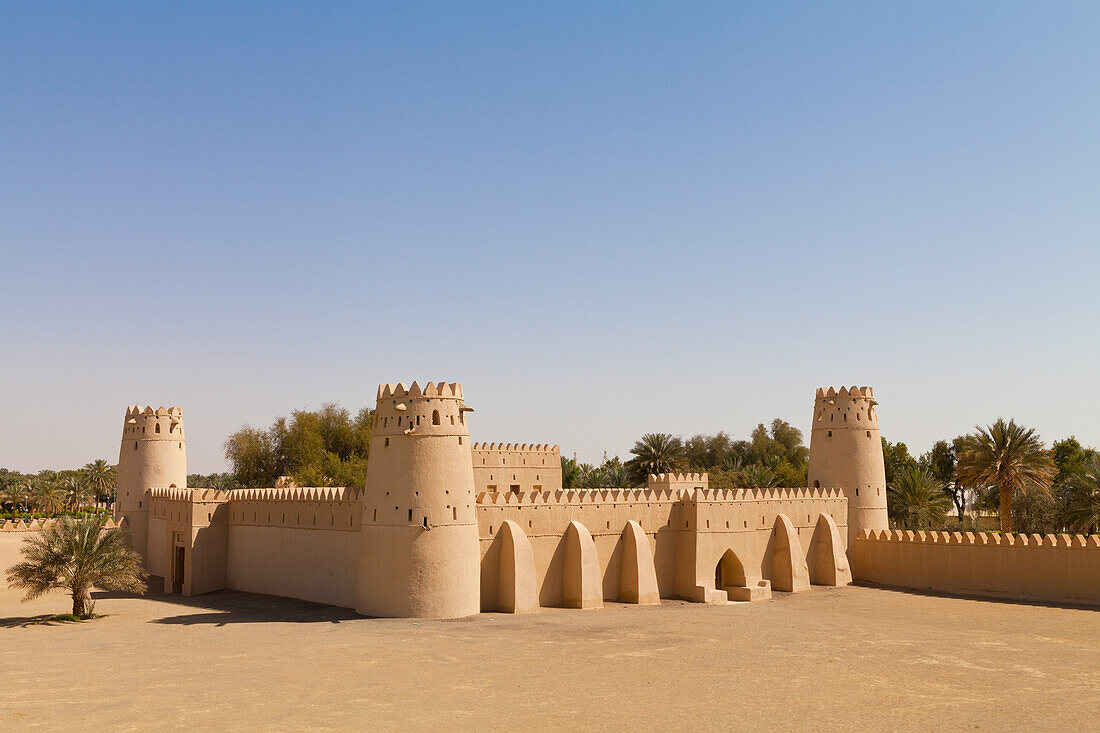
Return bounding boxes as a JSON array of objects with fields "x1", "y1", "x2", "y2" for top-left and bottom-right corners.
[
  {"x1": 807, "y1": 386, "x2": 889, "y2": 546},
  {"x1": 115, "y1": 405, "x2": 187, "y2": 563},
  {"x1": 356, "y1": 381, "x2": 481, "y2": 618}
]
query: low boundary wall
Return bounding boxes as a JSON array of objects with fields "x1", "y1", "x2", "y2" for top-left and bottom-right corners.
[{"x1": 853, "y1": 529, "x2": 1100, "y2": 607}]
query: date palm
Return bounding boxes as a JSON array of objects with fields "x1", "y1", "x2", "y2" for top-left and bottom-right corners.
[
  {"x1": 627, "y1": 433, "x2": 684, "y2": 484},
  {"x1": 955, "y1": 419, "x2": 1056, "y2": 533},
  {"x1": 82, "y1": 459, "x2": 117, "y2": 508},
  {"x1": 33, "y1": 484, "x2": 66, "y2": 517},
  {"x1": 889, "y1": 467, "x2": 951, "y2": 529},
  {"x1": 6, "y1": 515, "x2": 147, "y2": 618},
  {"x1": 1065, "y1": 454, "x2": 1100, "y2": 535}
]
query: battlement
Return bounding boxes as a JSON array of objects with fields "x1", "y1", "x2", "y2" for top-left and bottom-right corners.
[
  {"x1": 693, "y1": 487, "x2": 845, "y2": 502},
  {"x1": 812, "y1": 385, "x2": 879, "y2": 429},
  {"x1": 1, "y1": 517, "x2": 127, "y2": 532},
  {"x1": 472, "y1": 442, "x2": 558, "y2": 452},
  {"x1": 648, "y1": 472, "x2": 707, "y2": 484},
  {"x1": 230, "y1": 486, "x2": 363, "y2": 502},
  {"x1": 148, "y1": 487, "x2": 228, "y2": 503},
  {"x1": 377, "y1": 381, "x2": 463, "y2": 400},
  {"x1": 126, "y1": 405, "x2": 183, "y2": 417},
  {"x1": 853, "y1": 527, "x2": 1100, "y2": 606},
  {"x1": 815, "y1": 386, "x2": 874, "y2": 400},
  {"x1": 477, "y1": 487, "x2": 692, "y2": 506},
  {"x1": 857, "y1": 528, "x2": 1100, "y2": 548}
]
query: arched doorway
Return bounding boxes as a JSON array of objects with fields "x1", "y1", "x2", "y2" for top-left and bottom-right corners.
[{"x1": 715, "y1": 549, "x2": 747, "y2": 592}]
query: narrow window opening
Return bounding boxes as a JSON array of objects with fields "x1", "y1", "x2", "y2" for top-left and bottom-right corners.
[
  {"x1": 855, "y1": 488, "x2": 860, "y2": 497},
  {"x1": 155, "y1": 423, "x2": 161, "y2": 434},
  {"x1": 866, "y1": 431, "x2": 871, "y2": 438},
  {"x1": 458, "y1": 437, "x2": 463, "y2": 445},
  {"x1": 372, "y1": 509, "x2": 377, "y2": 521},
  {"x1": 813, "y1": 480, "x2": 820, "y2": 488},
  {"x1": 422, "y1": 516, "x2": 428, "y2": 529},
  {"x1": 385, "y1": 437, "x2": 390, "y2": 446},
  {"x1": 827, "y1": 431, "x2": 832, "y2": 437},
  {"x1": 416, "y1": 415, "x2": 420, "y2": 426},
  {"x1": 453, "y1": 507, "x2": 457, "y2": 520},
  {"x1": 134, "y1": 442, "x2": 138, "y2": 450},
  {"x1": 408, "y1": 509, "x2": 413, "y2": 521},
  {"x1": 432, "y1": 409, "x2": 440, "y2": 425}
]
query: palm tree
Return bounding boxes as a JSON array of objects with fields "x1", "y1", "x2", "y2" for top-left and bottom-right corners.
[
  {"x1": 956, "y1": 419, "x2": 1057, "y2": 532},
  {"x1": 627, "y1": 433, "x2": 684, "y2": 484},
  {"x1": 889, "y1": 467, "x2": 952, "y2": 529},
  {"x1": 1065, "y1": 454, "x2": 1100, "y2": 535},
  {"x1": 82, "y1": 459, "x2": 117, "y2": 508},
  {"x1": 740, "y1": 463, "x2": 779, "y2": 489},
  {"x1": 5, "y1": 515, "x2": 147, "y2": 618},
  {"x1": 1, "y1": 484, "x2": 27, "y2": 515},
  {"x1": 601, "y1": 462, "x2": 630, "y2": 488},
  {"x1": 33, "y1": 483, "x2": 65, "y2": 517},
  {"x1": 63, "y1": 478, "x2": 95, "y2": 514}
]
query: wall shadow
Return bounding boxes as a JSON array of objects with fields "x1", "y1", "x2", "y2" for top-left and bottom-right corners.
[{"x1": 97, "y1": 588, "x2": 362, "y2": 625}]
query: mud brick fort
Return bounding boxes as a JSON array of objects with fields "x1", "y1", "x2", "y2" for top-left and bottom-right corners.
[{"x1": 7, "y1": 382, "x2": 1092, "y2": 617}]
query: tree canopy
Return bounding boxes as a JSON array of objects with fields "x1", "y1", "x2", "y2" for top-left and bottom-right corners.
[{"x1": 224, "y1": 402, "x2": 373, "y2": 488}]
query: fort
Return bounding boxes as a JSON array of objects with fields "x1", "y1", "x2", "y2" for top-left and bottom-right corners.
[
  {"x1": 4, "y1": 383, "x2": 1097, "y2": 617},
  {"x1": 71, "y1": 382, "x2": 1090, "y2": 616}
]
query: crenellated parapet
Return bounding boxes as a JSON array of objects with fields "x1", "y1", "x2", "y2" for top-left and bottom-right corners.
[
  {"x1": 122, "y1": 405, "x2": 185, "y2": 440},
  {"x1": 1, "y1": 517, "x2": 127, "y2": 532},
  {"x1": 477, "y1": 486, "x2": 692, "y2": 506},
  {"x1": 472, "y1": 442, "x2": 562, "y2": 493},
  {"x1": 853, "y1": 528, "x2": 1100, "y2": 606}
]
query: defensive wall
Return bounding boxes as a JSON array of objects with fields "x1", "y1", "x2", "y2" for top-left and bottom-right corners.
[
  {"x1": 852, "y1": 529, "x2": 1100, "y2": 607},
  {"x1": 79, "y1": 382, "x2": 1096, "y2": 619},
  {"x1": 476, "y1": 477, "x2": 852, "y2": 612},
  {"x1": 472, "y1": 443, "x2": 561, "y2": 494}
]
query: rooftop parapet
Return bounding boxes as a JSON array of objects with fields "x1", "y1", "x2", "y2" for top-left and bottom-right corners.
[
  {"x1": 472, "y1": 442, "x2": 559, "y2": 452},
  {"x1": 856, "y1": 528, "x2": 1100, "y2": 548},
  {"x1": 692, "y1": 486, "x2": 845, "y2": 502},
  {"x1": 476, "y1": 487, "x2": 693, "y2": 506},
  {"x1": 228, "y1": 486, "x2": 364, "y2": 502},
  {"x1": 148, "y1": 487, "x2": 228, "y2": 503},
  {"x1": 377, "y1": 381, "x2": 463, "y2": 400},
  {"x1": 1, "y1": 517, "x2": 127, "y2": 531}
]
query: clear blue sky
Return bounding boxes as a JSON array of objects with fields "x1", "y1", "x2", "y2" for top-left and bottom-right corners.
[{"x1": 2, "y1": 2, "x2": 1098, "y2": 474}]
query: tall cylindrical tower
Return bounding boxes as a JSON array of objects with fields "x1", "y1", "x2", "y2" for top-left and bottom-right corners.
[
  {"x1": 356, "y1": 381, "x2": 481, "y2": 618},
  {"x1": 115, "y1": 405, "x2": 188, "y2": 563},
  {"x1": 807, "y1": 386, "x2": 888, "y2": 547}
]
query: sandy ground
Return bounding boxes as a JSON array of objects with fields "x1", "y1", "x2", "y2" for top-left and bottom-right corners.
[{"x1": 1, "y1": 585, "x2": 1098, "y2": 731}]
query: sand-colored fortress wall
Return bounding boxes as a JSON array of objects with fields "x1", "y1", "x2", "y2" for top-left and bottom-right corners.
[
  {"x1": 807, "y1": 387, "x2": 889, "y2": 547},
  {"x1": 471, "y1": 443, "x2": 562, "y2": 493},
  {"x1": 225, "y1": 488, "x2": 363, "y2": 608},
  {"x1": 853, "y1": 530, "x2": 1100, "y2": 606},
  {"x1": 476, "y1": 483, "x2": 849, "y2": 610}
]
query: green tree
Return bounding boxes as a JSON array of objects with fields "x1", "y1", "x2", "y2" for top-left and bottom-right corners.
[
  {"x1": 889, "y1": 467, "x2": 951, "y2": 529},
  {"x1": 560, "y1": 457, "x2": 580, "y2": 489},
  {"x1": 82, "y1": 459, "x2": 117, "y2": 508},
  {"x1": 955, "y1": 419, "x2": 1056, "y2": 533},
  {"x1": 33, "y1": 483, "x2": 66, "y2": 517},
  {"x1": 881, "y1": 438, "x2": 918, "y2": 490},
  {"x1": 626, "y1": 433, "x2": 684, "y2": 485},
  {"x1": 224, "y1": 403, "x2": 373, "y2": 488},
  {"x1": 5, "y1": 516, "x2": 147, "y2": 618},
  {"x1": 921, "y1": 437, "x2": 967, "y2": 519},
  {"x1": 1065, "y1": 454, "x2": 1100, "y2": 534}
]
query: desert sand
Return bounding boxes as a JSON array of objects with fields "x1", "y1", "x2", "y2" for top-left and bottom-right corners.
[{"x1": 2, "y1": 585, "x2": 1098, "y2": 731}]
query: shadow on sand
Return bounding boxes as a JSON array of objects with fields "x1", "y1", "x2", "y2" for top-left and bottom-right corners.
[
  {"x1": 92, "y1": 588, "x2": 363, "y2": 626},
  {"x1": 853, "y1": 581, "x2": 1100, "y2": 612}
]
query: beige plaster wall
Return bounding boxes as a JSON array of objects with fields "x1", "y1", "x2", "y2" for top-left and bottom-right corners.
[
  {"x1": 472, "y1": 443, "x2": 562, "y2": 493},
  {"x1": 476, "y1": 487, "x2": 849, "y2": 609},
  {"x1": 224, "y1": 489, "x2": 362, "y2": 608},
  {"x1": 853, "y1": 530, "x2": 1100, "y2": 606}
]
